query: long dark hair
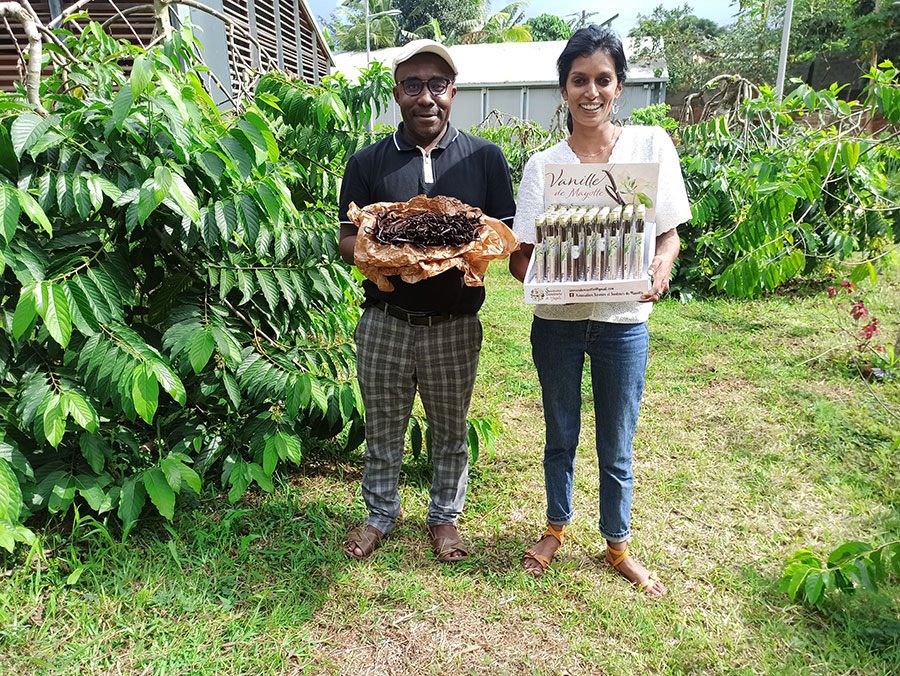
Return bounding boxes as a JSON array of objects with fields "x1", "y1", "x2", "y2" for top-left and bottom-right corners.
[{"x1": 557, "y1": 25, "x2": 627, "y2": 132}]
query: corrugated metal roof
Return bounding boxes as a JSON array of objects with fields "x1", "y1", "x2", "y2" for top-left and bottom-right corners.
[{"x1": 333, "y1": 38, "x2": 667, "y2": 87}]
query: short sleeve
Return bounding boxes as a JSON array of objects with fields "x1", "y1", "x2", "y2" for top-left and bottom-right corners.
[
  {"x1": 338, "y1": 154, "x2": 369, "y2": 223},
  {"x1": 652, "y1": 126, "x2": 692, "y2": 234},
  {"x1": 484, "y1": 145, "x2": 516, "y2": 223},
  {"x1": 512, "y1": 154, "x2": 545, "y2": 244}
]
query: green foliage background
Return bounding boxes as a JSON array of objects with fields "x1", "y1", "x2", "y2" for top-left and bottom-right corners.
[{"x1": 0, "y1": 24, "x2": 389, "y2": 550}]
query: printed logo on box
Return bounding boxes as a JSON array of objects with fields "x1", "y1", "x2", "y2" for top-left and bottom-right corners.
[{"x1": 530, "y1": 288, "x2": 546, "y2": 302}]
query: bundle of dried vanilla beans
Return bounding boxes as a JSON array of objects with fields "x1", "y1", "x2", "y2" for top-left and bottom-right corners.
[{"x1": 367, "y1": 209, "x2": 481, "y2": 250}]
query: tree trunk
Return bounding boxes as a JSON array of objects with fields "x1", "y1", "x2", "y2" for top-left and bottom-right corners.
[{"x1": 0, "y1": 2, "x2": 48, "y2": 116}]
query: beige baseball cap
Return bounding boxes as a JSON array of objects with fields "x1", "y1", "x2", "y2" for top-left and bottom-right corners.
[{"x1": 392, "y1": 39, "x2": 458, "y2": 79}]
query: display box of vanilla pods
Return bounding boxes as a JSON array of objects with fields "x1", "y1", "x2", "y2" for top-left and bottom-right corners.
[{"x1": 523, "y1": 162, "x2": 660, "y2": 304}]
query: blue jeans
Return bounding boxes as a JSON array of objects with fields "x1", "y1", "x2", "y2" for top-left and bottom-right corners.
[{"x1": 530, "y1": 317, "x2": 649, "y2": 542}]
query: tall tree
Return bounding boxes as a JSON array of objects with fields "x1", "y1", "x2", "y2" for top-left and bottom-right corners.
[
  {"x1": 527, "y1": 13, "x2": 573, "y2": 42},
  {"x1": 394, "y1": 0, "x2": 487, "y2": 44},
  {"x1": 629, "y1": 3, "x2": 724, "y2": 90},
  {"x1": 323, "y1": 0, "x2": 401, "y2": 52},
  {"x1": 459, "y1": 2, "x2": 532, "y2": 44}
]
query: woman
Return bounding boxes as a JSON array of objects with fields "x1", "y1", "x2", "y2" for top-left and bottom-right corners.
[{"x1": 509, "y1": 25, "x2": 691, "y2": 596}]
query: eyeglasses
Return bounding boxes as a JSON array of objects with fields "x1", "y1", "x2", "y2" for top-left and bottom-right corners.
[{"x1": 398, "y1": 77, "x2": 453, "y2": 97}]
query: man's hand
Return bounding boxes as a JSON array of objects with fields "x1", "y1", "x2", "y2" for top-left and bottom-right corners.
[
  {"x1": 639, "y1": 228, "x2": 680, "y2": 303},
  {"x1": 339, "y1": 222, "x2": 359, "y2": 265}
]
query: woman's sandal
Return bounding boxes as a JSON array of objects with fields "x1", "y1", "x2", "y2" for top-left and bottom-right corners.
[
  {"x1": 343, "y1": 525, "x2": 383, "y2": 560},
  {"x1": 605, "y1": 543, "x2": 664, "y2": 595},
  {"x1": 427, "y1": 524, "x2": 469, "y2": 563},
  {"x1": 522, "y1": 524, "x2": 567, "y2": 578}
]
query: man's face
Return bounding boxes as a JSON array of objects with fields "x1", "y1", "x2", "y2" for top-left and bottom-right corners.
[{"x1": 393, "y1": 53, "x2": 457, "y2": 147}]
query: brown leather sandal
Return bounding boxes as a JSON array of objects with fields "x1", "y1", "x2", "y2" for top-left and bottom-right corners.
[
  {"x1": 343, "y1": 525, "x2": 383, "y2": 560},
  {"x1": 427, "y1": 524, "x2": 469, "y2": 563},
  {"x1": 605, "y1": 543, "x2": 664, "y2": 595},
  {"x1": 522, "y1": 523, "x2": 567, "y2": 578}
]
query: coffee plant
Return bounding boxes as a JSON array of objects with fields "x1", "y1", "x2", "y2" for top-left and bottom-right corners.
[
  {"x1": 781, "y1": 539, "x2": 900, "y2": 609},
  {"x1": 0, "y1": 23, "x2": 391, "y2": 550},
  {"x1": 674, "y1": 63, "x2": 900, "y2": 299}
]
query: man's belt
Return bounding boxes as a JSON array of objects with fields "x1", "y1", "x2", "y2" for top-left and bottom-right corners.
[{"x1": 372, "y1": 300, "x2": 455, "y2": 327}]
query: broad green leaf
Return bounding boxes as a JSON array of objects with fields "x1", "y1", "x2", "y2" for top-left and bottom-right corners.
[
  {"x1": 211, "y1": 326, "x2": 240, "y2": 364},
  {"x1": 285, "y1": 375, "x2": 305, "y2": 416},
  {"x1": 237, "y1": 119, "x2": 268, "y2": 164},
  {"x1": 118, "y1": 475, "x2": 146, "y2": 539},
  {"x1": 42, "y1": 394, "x2": 67, "y2": 448},
  {"x1": 309, "y1": 379, "x2": 328, "y2": 413},
  {"x1": 787, "y1": 564, "x2": 809, "y2": 600},
  {"x1": 37, "y1": 282, "x2": 72, "y2": 348},
  {"x1": 263, "y1": 437, "x2": 278, "y2": 475},
  {"x1": 238, "y1": 193, "x2": 260, "y2": 246},
  {"x1": 187, "y1": 328, "x2": 215, "y2": 374},
  {"x1": 75, "y1": 474, "x2": 106, "y2": 511},
  {"x1": 137, "y1": 184, "x2": 161, "y2": 225},
  {"x1": 16, "y1": 189, "x2": 52, "y2": 235},
  {"x1": 111, "y1": 86, "x2": 134, "y2": 130},
  {"x1": 222, "y1": 370, "x2": 241, "y2": 408},
  {"x1": 149, "y1": 360, "x2": 186, "y2": 406},
  {"x1": 0, "y1": 438, "x2": 33, "y2": 480},
  {"x1": 11, "y1": 112, "x2": 56, "y2": 158},
  {"x1": 828, "y1": 541, "x2": 873, "y2": 566},
  {"x1": 0, "y1": 521, "x2": 15, "y2": 553},
  {"x1": 47, "y1": 473, "x2": 76, "y2": 514},
  {"x1": 0, "y1": 185, "x2": 20, "y2": 243},
  {"x1": 160, "y1": 456, "x2": 185, "y2": 492},
  {"x1": 0, "y1": 457, "x2": 22, "y2": 523},
  {"x1": 227, "y1": 460, "x2": 251, "y2": 503},
  {"x1": 12, "y1": 285, "x2": 37, "y2": 340},
  {"x1": 144, "y1": 467, "x2": 175, "y2": 520},
  {"x1": 132, "y1": 364, "x2": 159, "y2": 424},
  {"x1": 317, "y1": 90, "x2": 348, "y2": 126},
  {"x1": 169, "y1": 173, "x2": 200, "y2": 223},
  {"x1": 255, "y1": 182, "x2": 281, "y2": 223},
  {"x1": 281, "y1": 433, "x2": 302, "y2": 464},
  {"x1": 248, "y1": 463, "x2": 274, "y2": 493},
  {"x1": 409, "y1": 417, "x2": 423, "y2": 458},
  {"x1": 244, "y1": 111, "x2": 279, "y2": 162},
  {"x1": 173, "y1": 458, "x2": 201, "y2": 494},
  {"x1": 64, "y1": 391, "x2": 98, "y2": 433},
  {"x1": 339, "y1": 385, "x2": 356, "y2": 424},
  {"x1": 467, "y1": 423, "x2": 479, "y2": 464},
  {"x1": 804, "y1": 571, "x2": 825, "y2": 605},
  {"x1": 131, "y1": 54, "x2": 153, "y2": 97},
  {"x1": 218, "y1": 137, "x2": 253, "y2": 179},
  {"x1": 79, "y1": 433, "x2": 108, "y2": 474},
  {"x1": 255, "y1": 269, "x2": 279, "y2": 312}
]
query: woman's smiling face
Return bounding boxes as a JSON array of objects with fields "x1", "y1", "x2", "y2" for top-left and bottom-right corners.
[{"x1": 561, "y1": 49, "x2": 623, "y2": 129}]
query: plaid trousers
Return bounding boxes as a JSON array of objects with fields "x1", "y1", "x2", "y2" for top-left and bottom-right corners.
[{"x1": 355, "y1": 306, "x2": 482, "y2": 534}]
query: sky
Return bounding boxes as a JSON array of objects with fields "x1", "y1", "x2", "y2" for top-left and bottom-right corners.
[{"x1": 306, "y1": 1, "x2": 743, "y2": 36}]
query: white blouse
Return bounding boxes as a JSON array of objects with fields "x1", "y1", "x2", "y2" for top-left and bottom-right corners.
[{"x1": 513, "y1": 126, "x2": 692, "y2": 324}]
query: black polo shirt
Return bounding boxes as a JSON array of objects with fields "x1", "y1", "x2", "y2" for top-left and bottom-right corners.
[{"x1": 338, "y1": 123, "x2": 516, "y2": 314}]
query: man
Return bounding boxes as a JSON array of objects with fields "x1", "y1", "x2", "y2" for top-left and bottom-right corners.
[{"x1": 338, "y1": 40, "x2": 516, "y2": 562}]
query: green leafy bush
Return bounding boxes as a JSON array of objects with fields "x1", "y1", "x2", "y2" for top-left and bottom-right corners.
[
  {"x1": 628, "y1": 103, "x2": 678, "y2": 131},
  {"x1": 674, "y1": 65, "x2": 900, "y2": 299},
  {"x1": 0, "y1": 24, "x2": 374, "y2": 547},
  {"x1": 470, "y1": 114, "x2": 560, "y2": 189},
  {"x1": 781, "y1": 540, "x2": 900, "y2": 608}
]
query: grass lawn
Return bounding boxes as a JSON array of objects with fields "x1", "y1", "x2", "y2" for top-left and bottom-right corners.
[{"x1": 1, "y1": 263, "x2": 898, "y2": 675}]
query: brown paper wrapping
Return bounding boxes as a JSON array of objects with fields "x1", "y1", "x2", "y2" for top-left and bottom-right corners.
[{"x1": 349, "y1": 195, "x2": 520, "y2": 292}]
